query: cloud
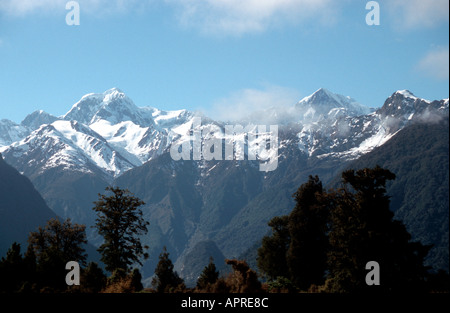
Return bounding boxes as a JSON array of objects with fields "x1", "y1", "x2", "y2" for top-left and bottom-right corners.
[
  {"x1": 204, "y1": 85, "x2": 301, "y2": 123},
  {"x1": 165, "y1": 0, "x2": 337, "y2": 35},
  {"x1": 417, "y1": 46, "x2": 449, "y2": 80},
  {"x1": 387, "y1": 0, "x2": 449, "y2": 30},
  {"x1": 0, "y1": 0, "x2": 66, "y2": 15},
  {"x1": 415, "y1": 108, "x2": 445, "y2": 124},
  {"x1": 1, "y1": 0, "x2": 338, "y2": 34},
  {"x1": 0, "y1": 0, "x2": 150, "y2": 16}
]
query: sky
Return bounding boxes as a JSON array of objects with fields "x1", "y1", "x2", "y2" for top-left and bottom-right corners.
[{"x1": 0, "y1": 0, "x2": 448, "y2": 123}]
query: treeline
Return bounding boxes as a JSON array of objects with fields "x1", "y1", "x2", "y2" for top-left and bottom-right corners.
[
  {"x1": 0, "y1": 167, "x2": 448, "y2": 293},
  {"x1": 257, "y1": 166, "x2": 449, "y2": 293}
]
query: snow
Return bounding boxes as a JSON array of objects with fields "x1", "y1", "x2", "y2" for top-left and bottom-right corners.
[
  {"x1": 90, "y1": 119, "x2": 148, "y2": 165},
  {"x1": 153, "y1": 109, "x2": 186, "y2": 122},
  {"x1": 295, "y1": 88, "x2": 371, "y2": 123},
  {"x1": 171, "y1": 119, "x2": 196, "y2": 137},
  {"x1": 2, "y1": 87, "x2": 447, "y2": 179},
  {"x1": 347, "y1": 128, "x2": 396, "y2": 156},
  {"x1": 395, "y1": 90, "x2": 431, "y2": 103},
  {"x1": 396, "y1": 90, "x2": 417, "y2": 99},
  {"x1": 0, "y1": 119, "x2": 30, "y2": 147}
]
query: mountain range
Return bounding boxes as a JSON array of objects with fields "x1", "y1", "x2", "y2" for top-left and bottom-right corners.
[{"x1": 0, "y1": 87, "x2": 448, "y2": 286}]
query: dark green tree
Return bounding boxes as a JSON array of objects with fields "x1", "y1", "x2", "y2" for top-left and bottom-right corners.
[
  {"x1": 152, "y1": 246, "x2": 184, "y2": 292},
  {"x1": 81, "y1": 262, "x2": 107, "y2": 293},
  {"x1": 196, "y1": 257, "x2": 219, "y2": 290},
  {"x1": 28, "y1": 218, "x2": 87, "y2": 265},
  {"x1": 130, "y1": 268, "x2": 144, "y2": 292},
  {"x1": 0, "y1": 242, "x2": 25, "y2": 292},
  {"x1": 27, "y1": 218, "x2": 87, "y2": 291},
  {"x1": 257, "y1": 215, "x2": 290, "y2": 281},
  {"x1": 286, "y1": 175, "x2": 329, "y2": 290},
  {"x1": 258, "y1": 176, "x2": 329, "y2": 290},
  {"x1": 93, "y1": 186, "x2": 149, "y2": 273},
  {"x1": 326, "y1": 166, "x2": 431, "y2": 293}
]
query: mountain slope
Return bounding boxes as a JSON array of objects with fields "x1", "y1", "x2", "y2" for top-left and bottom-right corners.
[
  {"x1": 0, "y1": 153, "x2": 57, "y2": 256},
  {"x1": 337, "y1": 118, "x2": 449, "y2": 272}
]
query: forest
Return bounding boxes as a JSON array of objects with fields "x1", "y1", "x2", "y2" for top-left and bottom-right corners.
[{"x1": 0, "y1": 166, "x2": 448, "y2": 293}]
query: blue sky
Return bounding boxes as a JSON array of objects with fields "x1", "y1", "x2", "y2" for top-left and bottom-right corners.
[{"x1": 0, "y1": 0, "x2": 448, "y2": 123}]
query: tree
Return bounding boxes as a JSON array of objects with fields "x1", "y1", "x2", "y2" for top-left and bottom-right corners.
[
  {"x1": 102, "y1": 267, "x2": 143, "y2": 293},
  {"x1": 130, "y1": 268, "x2": 144, "y2": 292},
  {"x1": 196, "y1": 257, "x2": 219, "y2": 291},
  {"x1": 326, "y1": 166, "x2": 431, "y2": 293},
  {"x1": 28, "y1": 218, "x2": 87, "y2": 265},
  {"x1": 224, "y1": 259, "x2": 262, "y2": 293},
  {"x1": 257, "y1": 166, "x2": 433, "y2": 293},
  {"x1": 257, "y1": 176, "x2": 329, "y2": 290},
  {"x1": 286, "y1": 175, "x2": 329, "y2": 290},
  {"x1": 152, "y1": 246, "x2": 184, "y2": 293},
  {"x1": 80, "y1": 262, "x2": 107, "y2": 293},
  {"x1": 93, "y1": 186, "x2": 149, "y2": 273},
  {"x1": 257, "y1": 215, "x2": 290, "y2": 281},
  {"x1": 0, "y1": 243, "x2": 25, "y2": 292},
  {"x1": 27, "y1": 218, "x2": 87, "y2": 291}
]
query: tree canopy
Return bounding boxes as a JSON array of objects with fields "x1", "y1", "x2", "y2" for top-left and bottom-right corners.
[
  {"x1": 93, "y1": 186, "x2": 149, "y2": 273},
  {"x1": 258, "y1": 166, "x2": 433, "y2": 293}
]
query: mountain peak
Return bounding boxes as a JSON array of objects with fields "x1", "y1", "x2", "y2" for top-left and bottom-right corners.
[
  {"x1": 298, "y1": 88, "x2": 335, "y2": 104},
  {"x1": 64, "y1": 88, "x2": 143, "y2": 125},
  {"x1": 314, "y1": 87, "x2": 333, "y2": 96},
  {"x1": 378, "y1": 90, "x2": 441, "y2": 118},
  {"x1": 102, "y1": 87, "x2": 127, "y2": 102},
  {"x1": 105, "y1": 87, "x2": 124, "y2": 94},
  {"x1": 295, "y1": 88, "x2": 370, "y2": 121},
  {"x1": 21, "y1": 110, "x2": 58, "y2": 130},
  {"x1": 393, "y1": 90, "x2": 418, "y2": 100}
]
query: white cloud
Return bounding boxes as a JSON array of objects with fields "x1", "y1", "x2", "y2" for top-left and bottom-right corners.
[
  {"x1": 0, "y1": 0, "x2": 66, "y2": 15},
  {"x1": 387, "y1": 0, "x2": 449, "y2": 30},
  {"x1": 416, "y1": 108, "x2": 445, "y2": 124},
  {"x1": 1, "y1": 0, "x2": 338, "y2": 33},
  {"x1": 205, "y1": 85, "x2": 301, "y2": 123},
  {"x1": 0, "y1": 0, "x2": 150, "y2": 16},
  {"x1": 166, "y1": 0, "x2": 338, "y2": 35},
  {"x1": 417, "y1": 46, "x2": 449, "y2": 80}
]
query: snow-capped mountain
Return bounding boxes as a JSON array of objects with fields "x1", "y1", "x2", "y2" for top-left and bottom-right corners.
[
  {"x1": 64, "y1": 88, "x2": 154, "y2": 126},
  {"x1": 64, "y1": 88, "x2": 200, "y2": 169},
  {"x1": 21, "y1": 110, "x2": 58, "y2": 131},
  {"x1": 1, "y1": 87, "x2": 448, "y2": 180},
  {"x1": 3, "y1": 120, "x2": 136, "y2": 177},
  {"x1": 295, "y1": 89, "x2": 449, "y2": 159},
  {"x1": 1, "y1": 87, "x2": 448, "y2": 285},
  {"x1": 0, "y1": 119, "x2": 29, "y2": 147},
  {"x1": 295, "y1": 88, "x2": 373, "y2": 122},
  {"x1": 0, "y1": 88, "x2": 200, "y2": 178}
]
